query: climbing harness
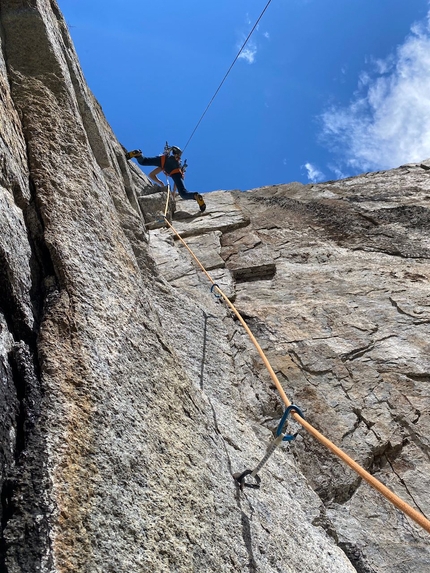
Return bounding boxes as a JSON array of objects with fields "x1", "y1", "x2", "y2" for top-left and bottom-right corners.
[
  {"x1": 161, "y1": 141, "x2": 187, "y2": 183},
  {"x1": 182, "y1": 0, "x2": 274, "y2": 152},
  {"x1": 160, "y1": 215, "x2": 430, "y2": 535},
  {"x1": 234, "y1": 405, "x2": 304, "y2": 490}
]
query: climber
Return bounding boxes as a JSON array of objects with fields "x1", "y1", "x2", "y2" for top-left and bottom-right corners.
[{"x1": 126, "y1": 146, "x2": 206, "y2": 212}]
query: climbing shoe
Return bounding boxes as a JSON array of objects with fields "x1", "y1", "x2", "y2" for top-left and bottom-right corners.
[
  {"x1": 194, "y1": 193, "x2": 206, "y2": 212},
  {"x1": 125, "y1": 149, "x2": 142, "y2": 160}
]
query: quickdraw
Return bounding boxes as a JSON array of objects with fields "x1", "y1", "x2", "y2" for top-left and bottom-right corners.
[{"x1": 233, "y1": 405, "x2": 305, "y2": 490}]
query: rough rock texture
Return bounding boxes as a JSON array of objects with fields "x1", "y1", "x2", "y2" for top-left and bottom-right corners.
[
  {"x1": 151, "y1": 177, "x2": 430, "y2": 573},
  {"x1": 0, "y1": 2, "x2": 429, "y2": 573}
]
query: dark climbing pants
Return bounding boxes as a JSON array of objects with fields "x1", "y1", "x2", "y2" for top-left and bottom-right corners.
[{"x1": 136, "y1": 156, "x2": 196, "y2": 201}]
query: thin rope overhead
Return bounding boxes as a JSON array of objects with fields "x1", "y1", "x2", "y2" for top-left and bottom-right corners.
[{"x1": 182, "y1": 0, "x2": 274, "y2": 152}]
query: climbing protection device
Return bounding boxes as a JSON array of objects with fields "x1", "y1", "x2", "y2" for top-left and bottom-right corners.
[
  {"x1": 233, "y1": 405, "x2": 304, "y2": 490},
  {"x1": 161, "y1": 215, "x2": 430, "y2": 536}
]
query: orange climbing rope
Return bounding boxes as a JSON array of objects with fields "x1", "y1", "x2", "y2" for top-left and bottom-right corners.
[{"x1": 163, "y1": 216, "x2": 430, "y2": 535}]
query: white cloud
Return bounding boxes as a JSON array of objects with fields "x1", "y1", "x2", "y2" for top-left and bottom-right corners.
[
  {"x1": 358, "y1": 71, "x2": 371, "y2": 88},
  {"x1": 238, "y1": 40, "x2": 257, "y2": 64},
  {"x1": 303, "y1": 162, "x2": 325, "y2": 182},
  {"x1": 321, "y1": 11, "x2": 430, "y2": 172},
  {"x1": 370, "y1": 55, "x2": 395, "y2": 75},
  {"x1": 327, "y1": 163, "x2": 348, "y2": 180},
  {"x1": 237, "y1": 12, "x2": 269, "y2": 65}
]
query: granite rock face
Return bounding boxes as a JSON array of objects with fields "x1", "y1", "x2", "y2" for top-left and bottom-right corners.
[
  {"x1": 0, "y1": 2, "x2": 429, "y2": 573},
  {"x1": 151, "y1": 176, "x2": 430, "y2": 573}
]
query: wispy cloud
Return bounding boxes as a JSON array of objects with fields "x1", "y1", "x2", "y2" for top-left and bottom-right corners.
[
  {"x1": 238, "y1": 40, "x2": 257, "y2": 64},
  {"x1": 303, "y1": 162, "x2": 325, "y2": 182},
  {"x1": 320, "y1": 11, "x2": 430, "y2": 172},
  {"x1": 237, "y1": 13, "x2": 270, "y2": 65},
  {"x1": 327, "y1": 163, "x2": 348, "y2": 180}
]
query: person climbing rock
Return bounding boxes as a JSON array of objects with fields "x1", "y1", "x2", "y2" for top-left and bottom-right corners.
[{"x1": 126, "y1": 146, "x2": 206, "y2": 212}]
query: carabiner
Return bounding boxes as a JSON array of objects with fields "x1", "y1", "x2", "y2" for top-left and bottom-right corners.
[{"x1": 276, "y1": 405, "x2": 305, "y2": 442}]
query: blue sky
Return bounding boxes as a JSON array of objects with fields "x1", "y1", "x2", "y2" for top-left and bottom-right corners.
[{"x1": 57, "y1": 0, "x2": 430, "y2": 193}]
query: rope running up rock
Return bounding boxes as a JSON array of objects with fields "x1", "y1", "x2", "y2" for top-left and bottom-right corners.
[{"x1": 162, "y1": 215, "x2": 430, "y2": 536}]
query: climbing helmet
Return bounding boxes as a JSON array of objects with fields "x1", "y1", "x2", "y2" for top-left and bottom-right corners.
[{"x1": 171, "y1": 146, "x2": 182, "y2": 156}]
